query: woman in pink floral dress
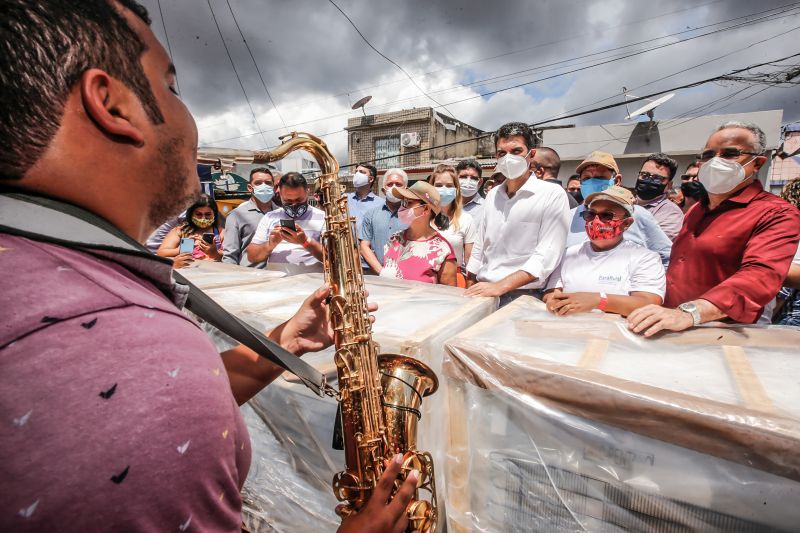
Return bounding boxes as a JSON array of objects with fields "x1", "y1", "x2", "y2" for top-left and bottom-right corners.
[{"x1": 380, "y1": 182, "x2": 458, "y2": 286}]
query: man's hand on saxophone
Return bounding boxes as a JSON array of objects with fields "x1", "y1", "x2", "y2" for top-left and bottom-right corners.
[
  {"x1": 220, "y1": 286, "x2": 378, "y2": 405},
  {"x1": 337, "y1": 453, "x2": 421, "y2": 533}
]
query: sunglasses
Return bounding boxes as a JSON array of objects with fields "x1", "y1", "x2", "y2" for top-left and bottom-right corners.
[
  {"x1": 581, "y1": 210, "x2": 623, "y2": 223},
  {"x1": 696, "y1": 148, "x2": 761, "y2": 162},
  {"x1": 638, "y1": 171, "x2": 669, "y2": 181}
]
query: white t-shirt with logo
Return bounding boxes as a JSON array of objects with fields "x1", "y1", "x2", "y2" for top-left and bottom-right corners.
[{"x1": 547, "y1": 240, "x2": 666, "y2": 299}]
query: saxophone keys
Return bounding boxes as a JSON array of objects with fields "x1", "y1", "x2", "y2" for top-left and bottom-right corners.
[{"x1": 406, "y1": 499, "x2": 436, "y2": 533}]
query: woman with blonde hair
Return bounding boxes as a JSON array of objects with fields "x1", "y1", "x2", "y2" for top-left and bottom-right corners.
[{"x1": 428, "y1": 163, "x2": 476, "y2": 287}]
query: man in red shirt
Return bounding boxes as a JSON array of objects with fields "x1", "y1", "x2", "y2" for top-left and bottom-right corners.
[{"x1": 628, "y1": 121, "x2": 800, "y2": 337}]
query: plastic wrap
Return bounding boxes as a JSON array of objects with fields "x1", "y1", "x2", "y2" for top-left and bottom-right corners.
[
  {"x1": 443, "y1": 296, "x2": 800, "y2": 532},
  {"x1": 193, "y1": 270, "x2": 497, "y2": 532},
  {"x1": 178, "y1": 260, "x2": 285, "y2": 289}
]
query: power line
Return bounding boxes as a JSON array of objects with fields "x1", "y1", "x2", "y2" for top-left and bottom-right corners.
[
  {"x1": 156, "y1": 0, "x2": 180, "y2": 95},
  {"x1": 224, "y1": 0, "x2": 288, "y2": 131},
  {"x1": 268, "y1": 0, "x2": 733, "y2": 114},
  {"x1": 326, "y1": 0, "x2": 459, "y2": 120},
  {"x1": 533, "y1": 22, "x2": 800, "y2": 125},
  {"x1": 336, "y1": 52, "x2": 800, "y2": 170},
  {"x1": 205, "y1": 0, "x2": 268, "y2": 148},
  {"x1": 202, "y1": 7, "x2": 798, "y2": 145}
]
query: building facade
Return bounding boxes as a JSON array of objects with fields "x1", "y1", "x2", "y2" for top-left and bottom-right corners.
[{"x1": 346, "y1": 108, "x2": 494, "y2": 170}]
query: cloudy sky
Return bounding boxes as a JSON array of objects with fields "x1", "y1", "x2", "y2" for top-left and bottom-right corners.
[{"x1": 140, "y1": 0, "x2": 800, "y2": 163}]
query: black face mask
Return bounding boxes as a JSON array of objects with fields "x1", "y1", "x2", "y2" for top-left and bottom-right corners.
[
  {"x1": 680, "y1": 180, "x2": 706, "y2": 199},
  {"x1": 634, "y1": 177, "x2": 667, "y2": 201},
  {"x1": 568, "y1": 190, "x2": 583, "y2": 204},
  {"x1": 283, "y1": 202, "x2": 308, "y2": 219}
]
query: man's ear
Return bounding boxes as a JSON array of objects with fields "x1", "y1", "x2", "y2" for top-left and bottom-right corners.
[
  {"x1": 622, "y1": 216, "x2": 635, "y2": 231},
  {"x1": 247, "y1": 182, "x2": 254, "y2": 194},
  {"x1": 614, "y1": 173, "x2": 622, "y2": 185},
  {"x1": 752, "y1": 155, "x2": 767, "y2": 174},
  {"x1": 80, "y1": 68, "x2": 145, "y2": 146}
]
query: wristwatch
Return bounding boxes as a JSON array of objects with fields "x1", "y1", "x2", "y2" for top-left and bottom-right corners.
[{"x1": 678, "y1": 302, "x2": 701, "y2": 326}]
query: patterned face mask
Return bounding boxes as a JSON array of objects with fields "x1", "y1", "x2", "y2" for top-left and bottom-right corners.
[
  {"x1": 192, "y1": 215, "x2": 215, "y2": 228},
  {"x1": 585, "y1": 216, "x2": 626, "y2": 241}
]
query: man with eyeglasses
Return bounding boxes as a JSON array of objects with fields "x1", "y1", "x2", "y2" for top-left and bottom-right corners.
[
  {"x1": 633, "y1": 152, "x2": 684, "y2": 241},
  {"x1": 628, "y1": 121, "x2": 800, "y2": 336},
  {"x1": 566, "y1": 151, "x2": 672, "y2": 266},
  {"x1": 544, "y1": 186, "x2": 665, "y2": 317},
  {"x1": 532, "y1": 146, "x2": 578, "y2": 208}
]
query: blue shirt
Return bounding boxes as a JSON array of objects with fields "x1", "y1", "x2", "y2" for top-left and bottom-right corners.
[
  {"x1": 348, "y1": 191, "x2": 385, "y2": 238},
  {"x1": 567, "y1": 204, "x2": 672, "y2": 267},
  {"x1": 359, "y1": 203, "x2": 407, "y2": 266}
]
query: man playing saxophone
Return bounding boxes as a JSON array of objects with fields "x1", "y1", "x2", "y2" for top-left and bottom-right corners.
[{"x1": 0, "y1": 1, "x2": 417, "y2": 531}]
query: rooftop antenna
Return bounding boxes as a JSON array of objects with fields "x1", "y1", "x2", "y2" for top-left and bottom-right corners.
[
  {"x1": 351, "y1": 95, "x2": 372, "y2": 118},
  {"x1": 623, "y1": 87, "x2": 675, "y2": 122}
]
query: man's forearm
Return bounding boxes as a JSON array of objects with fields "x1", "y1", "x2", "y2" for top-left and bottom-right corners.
[
  {"x1": 246, "y1": 243, "x2": 274, "y2": 264},
  {"x1": 497, "y1": 270, "x2": 537, "y2": 293},
  {"x1": 360, "y1": 241, "x2": 382, "y2": 272},
  {"x1": 692, "y1": 298, "x2": 727, "y2": 324},
  {"x1": 306, "y1": 239, "x2": 324, "y2": 261},
  {"x1": 221, "y1": 321, "x2": 302, "y2": 405}
]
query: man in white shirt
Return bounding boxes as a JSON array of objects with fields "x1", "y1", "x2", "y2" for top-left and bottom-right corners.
[
  {"x1": 456, "y1": 159, "x2": 485, "y2": 222},
  {"x1": 545, "y1": 186, "x2": 665, "y2": 317},
  {"x1": 465, "y1": 122, "x2": 571, "y2": 306},
  {"x1": 247, "y1": 172, "x2": 326, "y2": 274}
]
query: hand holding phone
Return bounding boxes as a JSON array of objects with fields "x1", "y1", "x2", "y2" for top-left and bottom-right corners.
[{"x1": 179, "y1": 237, "x2": 195, "y2": 255}]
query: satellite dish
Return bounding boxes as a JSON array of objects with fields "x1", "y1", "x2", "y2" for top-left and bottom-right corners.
[
  {"x1": 625, "y1": 93, "x2": 675, "y2": 121},
  {"x1": 351, "y1": 95, "x2": 372, "y2": 117}
]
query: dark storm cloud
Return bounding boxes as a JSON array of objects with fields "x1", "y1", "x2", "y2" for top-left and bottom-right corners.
[{"x1": 139, "y1": 0, "x2": 799, "y2": 159}]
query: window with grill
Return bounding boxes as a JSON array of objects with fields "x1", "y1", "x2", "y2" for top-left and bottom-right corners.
[{"x1": 375, "y1": 136, "x2": 400, "y2": 169}]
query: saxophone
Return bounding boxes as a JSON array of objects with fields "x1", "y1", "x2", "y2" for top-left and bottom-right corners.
[{"x1": 198, "y1": 133, "x2": 439, "y2": 532}]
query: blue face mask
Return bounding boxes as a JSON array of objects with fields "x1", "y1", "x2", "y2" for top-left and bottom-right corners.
[
  {"x1": 253, "y1": 184, "x2": 274, "y2": 203},
  {"x1": 580, "y1": 177, "x2": 615, "y2": 201},
  {"x1": 436, "y1": 187, "x2": 456, "y2": 206}
]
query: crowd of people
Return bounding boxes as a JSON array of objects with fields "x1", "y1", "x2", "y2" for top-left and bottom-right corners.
[
  {"x1": 153, "y1": 119, "x2": 799, "y2": 331},
  {"x1": 2, "y1": 1, "x2": 800, "y2": 531}
]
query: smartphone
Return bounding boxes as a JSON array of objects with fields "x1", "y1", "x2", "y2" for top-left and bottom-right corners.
[
  {"x1": 179, "y1": 237, "x2": 195, "y2": 255},
  {"x1": 201, "y1": 233, "x2": 215, "y2": 244},
  {"x1": 279, "y1": 219, "x2": 296, "y2": 231}
]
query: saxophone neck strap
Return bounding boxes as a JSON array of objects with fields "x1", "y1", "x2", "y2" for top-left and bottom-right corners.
[{"x1": 0, "y1": 191, "x2": 331, "y2": 397}]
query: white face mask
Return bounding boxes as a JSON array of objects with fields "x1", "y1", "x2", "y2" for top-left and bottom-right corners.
[
  {"x1": 698, "y1": 156, "x2": 755, "y2": 194},
  {"x1": 385, "y1": 186, "x2": 402, "y2": 203},
  {"x1": 352, "y1": 171, "x2": 370, "y2": 188},
  {"x1": 495, "y1": 151, "x2": 531, "y2": 180},
  {"x1": 459, "y1": 177, "x2": 480, "y2": 197}
]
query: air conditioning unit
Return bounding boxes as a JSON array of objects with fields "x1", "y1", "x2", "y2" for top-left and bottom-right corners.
[{"x1": 400, "y1": 132, "x2": 421, "y2": 148}]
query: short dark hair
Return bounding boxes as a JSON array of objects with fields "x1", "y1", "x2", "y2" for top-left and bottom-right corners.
[
  {"x1": 279, "y1": 171, "x2": 308, "y2": 190},
  {"x1": 0, "y1": 0, "x2": 163, "y2": 180},
  {"x1": 455, "y1": 158, "x2": 483, "y2": 179},
  {"x1": 643, "y1": 152, "x2": 678, "y2": 180},
  {"x1": 359, "y1": 163, "x2": 378, "y2": 180},
  {"x1": 249, "y1": 167, "x2": 273, "y2": 182},
  {"x1": 535, "y1": 146, "x2": 561, "y2": 177},
  {"x1": 567, "y1": 173, "x2": 581, "y2": 185},
  {"x1": 494, "y1": 122, "x2": 535, "y2": 151},
  {"x1": 685, "y1": 161, "x2": 700, "y2": 172}
]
